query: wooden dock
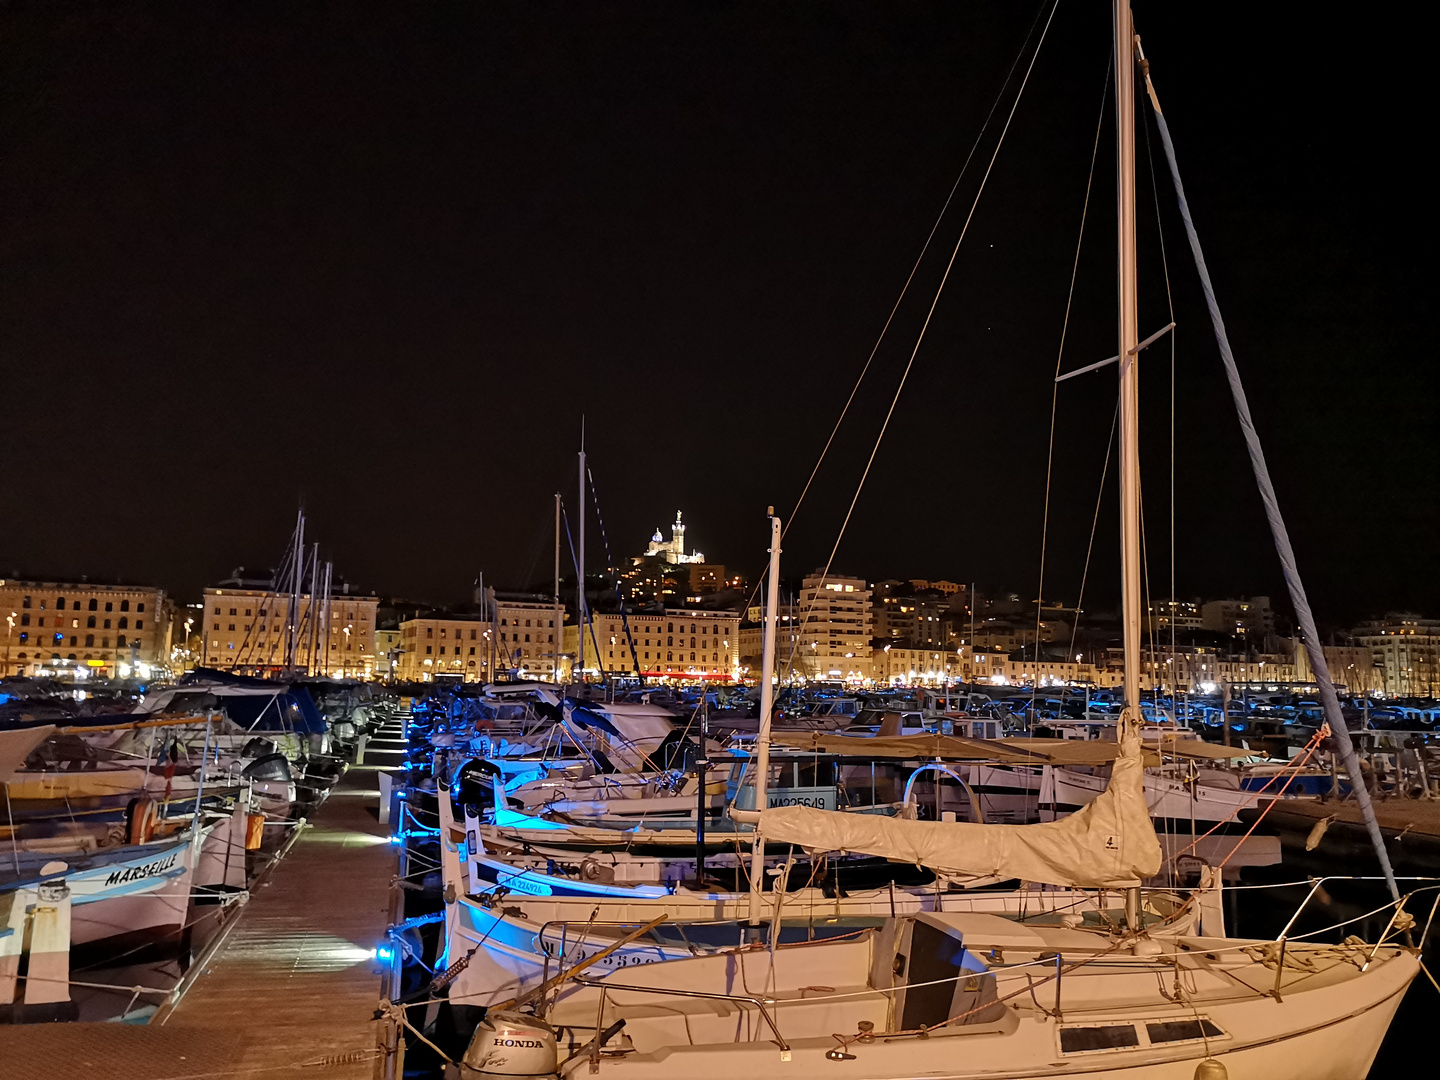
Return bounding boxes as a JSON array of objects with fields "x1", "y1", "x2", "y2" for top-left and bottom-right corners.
[{"x1": 0, "y1": 765, "x2": 396, "y2": 1080}]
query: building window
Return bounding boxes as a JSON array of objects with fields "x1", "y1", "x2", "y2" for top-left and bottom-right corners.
[
  {"x1": 469, "y1": 647, "x2": 475, "y2": 655},
  {"x1": 104, "y1": 618, "x2": 111, "y2": 629},
  {"x1": 426, "y1": 646, "x2": 432, "y2": 655},
  {"x1": 229, "y1": 608, "x2": 237, "y2": 616},
  {"x1": 85, "y1": 634, "x2": 95, "y2": 647},
  {"x1": 427, "y1": 628, "x2": 434, "y2": 638},
  {"x1": 85, "y1": 615, "x2": 96, "y2": 628},
  {"x1": 102, "y1": 636, "x2": 110, "y2": 647},
  {"x1": 56, "y1": 598, "x2": 66, "y2": 610},
  {"x1": 667, "y1": 652, "x2": 673, "y2": 661},
  {"x1": 18, "y1": 632, "x2": 27, "y2": 643},
  {"x1": 214, "y1": 606, "x2": 220, "y2": 614},
  {"x1": 525, "y1": 634, "x2": 531, "y2": 642},
  {"x1": 229, "y1": 624, "x2": 236, "y2": 631},
  {"x1": 21, "y1": 596, "x2": 30, "y2": 608},
  {"x1": 88, "y1": 599, "x2": 98, "y2": 611},
  {"x1": 20, "y1": 614, "x2": 29, "y2": 626}
]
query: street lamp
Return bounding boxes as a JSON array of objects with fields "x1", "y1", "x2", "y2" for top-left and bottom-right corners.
[{"x1": 5, "y1": 612, "x2": 15, "y2": 676}]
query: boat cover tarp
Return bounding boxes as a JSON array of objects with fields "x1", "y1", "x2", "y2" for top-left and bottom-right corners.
[
  {"x1": 771, "y1": 731, "x2": 1247, "y2": 764},
  {"x1": 1, "y1": 724, "x2": 56, "y2": 784},
  {"x1": 757, "y1": 730, "x2": 1162, "y2": 889}
]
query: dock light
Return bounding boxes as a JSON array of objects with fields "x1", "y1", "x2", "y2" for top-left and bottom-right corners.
[{"x1": 374, "y1": 944, "x2": 394, "y2": 962}]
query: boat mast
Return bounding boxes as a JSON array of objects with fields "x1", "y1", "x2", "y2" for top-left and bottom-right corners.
[
  {"x1": 305, "y1": 543, "x2": 320, "y2": 675},
  {"x1": 577, "y1": 428, "x2": 587, "y2": 685},
  {"x1": 1115, "y1": 0, "x2": 1145, "y2": 934},
  {"x1": 554, "y1": 492, "x2": 563, "y2": 684},
  {"x1": 747, "y1": 508, "x2": 783, "y2": 927},
  {"x1": 286, "y1": 508, "x2": 305, "y2": 673},
  {"x1": 1116, "y1": 0, "x2": 1141, "y2": 729}
]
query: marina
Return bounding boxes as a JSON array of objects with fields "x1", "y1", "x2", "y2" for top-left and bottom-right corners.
[{"x1": 2, "y1": 3, "x2": 1434, "y2": 1079}]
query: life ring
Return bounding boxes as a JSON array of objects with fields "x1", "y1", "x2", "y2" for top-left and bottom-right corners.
[{"x1": 125, "y1": 796, "x2": 159, "y2": 846}]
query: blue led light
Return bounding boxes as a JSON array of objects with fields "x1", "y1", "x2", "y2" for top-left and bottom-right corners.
[{"x1": 374, "y1": 945, "x2": 394, "y2": 961}]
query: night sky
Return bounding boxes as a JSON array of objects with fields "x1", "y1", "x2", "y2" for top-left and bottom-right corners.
[{"x1": 3, "y1": 2, "x2": 1432, "y2": 626}]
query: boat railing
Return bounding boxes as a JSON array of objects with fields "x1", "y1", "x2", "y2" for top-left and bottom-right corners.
[
  {"x1": 535, "y1": 917, "x2": 701, "y2": 997},
  {"x1": 570, "y1": 972, "x2": 790, "y2": 1069},
  {"x1": 1270, "y1": 876, "x2": 1440, "y2": 993}
]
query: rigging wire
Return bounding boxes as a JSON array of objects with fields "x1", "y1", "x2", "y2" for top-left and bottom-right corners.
[
  {"x1": 1065, "y1": 396, "x2": 1120, "y2": 666},
  {"x1": 739, "y1": 0, "x2": 1056, "y2": 619},
  {"x1": 586, "y1": 468, "x2": 644, "y2": 681},
  {"x1": 1032, "y1": 50, "x2": 1111, "y2": 715},
  {"x1": 786, "y1": 0, "x2": 1064, "y2": 679},
  {"x1": 1141, "y1": 93, "x2": 1180, "y2": 694}
]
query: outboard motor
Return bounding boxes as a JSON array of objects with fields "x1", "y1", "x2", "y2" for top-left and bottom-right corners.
[
  {"x1": 242, "y1": 753, "x2": 293, "y2": 783},
  {"x1": 241, "y1": 737, "x2": 277, "y2": 760},
  {"x1": 461, "y1": 1012, "x2": 558, "y2": 1078}
]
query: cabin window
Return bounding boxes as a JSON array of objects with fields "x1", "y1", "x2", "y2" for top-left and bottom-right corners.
[
  {"x1": 1059, "y1": 1026, "x2": 1140, "y2": 1053},
  {"x1": 1146, "y1": 1020, "x2": 1223, "y2": 1045}
]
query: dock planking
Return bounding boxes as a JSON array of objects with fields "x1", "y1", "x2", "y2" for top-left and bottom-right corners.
[{"x1": 0, "y1": 766, "x2": 395, "y2": 1080}]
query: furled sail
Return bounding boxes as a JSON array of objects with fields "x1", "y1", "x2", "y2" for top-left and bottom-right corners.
[{"x1": 754, "y1": 730, "x2": 1161, "y2": 889}]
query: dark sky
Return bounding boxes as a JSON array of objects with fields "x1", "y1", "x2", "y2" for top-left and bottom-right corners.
[{"x1": 3, "y1": 2, "x2": 1432, "y2": 626}]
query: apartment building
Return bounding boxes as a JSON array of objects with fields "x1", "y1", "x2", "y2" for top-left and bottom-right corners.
[
  {"x1": 794, "y1": 571, "x2": 872, "y2": 683},
  {"x1": 396, "y1": 600, "x2": 567, "y2": 683},
  {"x1": 200, "y1": 581, "x2": 378, "y2": 677},
  {"x1": 1353, "y1": 615, "x2": 1440, "y2": 696},
  {"x1": 2, "y1": 578, "x2": 172, "y2": 678},
  {"x1": 569, "y1": 608, "x2": 741, "y2": 681}
]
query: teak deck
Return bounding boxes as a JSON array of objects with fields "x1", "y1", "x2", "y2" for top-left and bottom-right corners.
[{"x1": 0, "y1": 766, "x2": 395, "y2": 1080}]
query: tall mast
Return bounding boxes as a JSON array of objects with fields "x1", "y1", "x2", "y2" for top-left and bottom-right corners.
[
  {"x1": 305, "y1": 543, "x2": 320, "y2": 675},
  {"x1": 286, "y1": 509, "x2": 305, "y2": 673},
  {"x1": 1115, "y1": 0, "x2": 1141, "y2": 725},
  {"x1": 321, "y1": 561, "x2": 333, "y2": 676},
  {"x1": 554, "y1": 493, "x2": 563, "y2": 684},
  {"x1": 747, "y1": 508, "x2": 782, "y2": 926},
  {"x1": 577, "y1": 428, "x2": 587, "y2": 683}
]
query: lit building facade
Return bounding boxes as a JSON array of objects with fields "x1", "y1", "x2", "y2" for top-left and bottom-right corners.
[
  {"x1": 794, "y1": 572, "x2": 872, "y2": 683},
  {"x1": 1353, "y1": 616, "x2": 1440, "y2": 697},
  {"x1": 621, "y1": 511, "x2": 727, "y2": 604},
  {"x1": 2, "y1": 578, "x2": 172, "y2": 678},
  {"x1": 568, "y1": 608, "x2": 740, "y2": 681},
  {"x1": 200, "y1": 583, "x2": 378, "y2": 676},
  {"x1": 396, "y1": 601, "x2": 566, "y2": 683}
]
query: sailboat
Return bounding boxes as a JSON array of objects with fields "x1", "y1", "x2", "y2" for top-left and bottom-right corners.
[{"x1": 459, "y1": 6, "x2": 1421, "y2": 1077}]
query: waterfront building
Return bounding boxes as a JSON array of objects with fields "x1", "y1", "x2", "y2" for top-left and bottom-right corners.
[
  {"x1": 793, "y1": 571, "x2": 872, "y2": 683},
  {"x1": 871, "y1": 644, "x2": 960, "y2": 684},
  {"x1": 1353, "y1": 615, "x2": 1440, "y2": 696},
  {"x1": 396, "y1": 599, "x2": 567, "y2": 683},
  {"x1": 1, "y1": 577, "x2": 173, "y2": 678},
  {"x1": 200, "y1": 580, "x2": 378, "y2": 677},
  {"x1": 568, "y1": 608, "x2": 740, "y2": 681}
]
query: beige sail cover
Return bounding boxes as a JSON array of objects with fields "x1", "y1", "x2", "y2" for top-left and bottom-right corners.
[
  {"x1": 757, "y1": 741, "x2": 1162, "y2": 888},
  {"x1": 1, "y1": 725, "x2": 56, "y2": 785}
]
